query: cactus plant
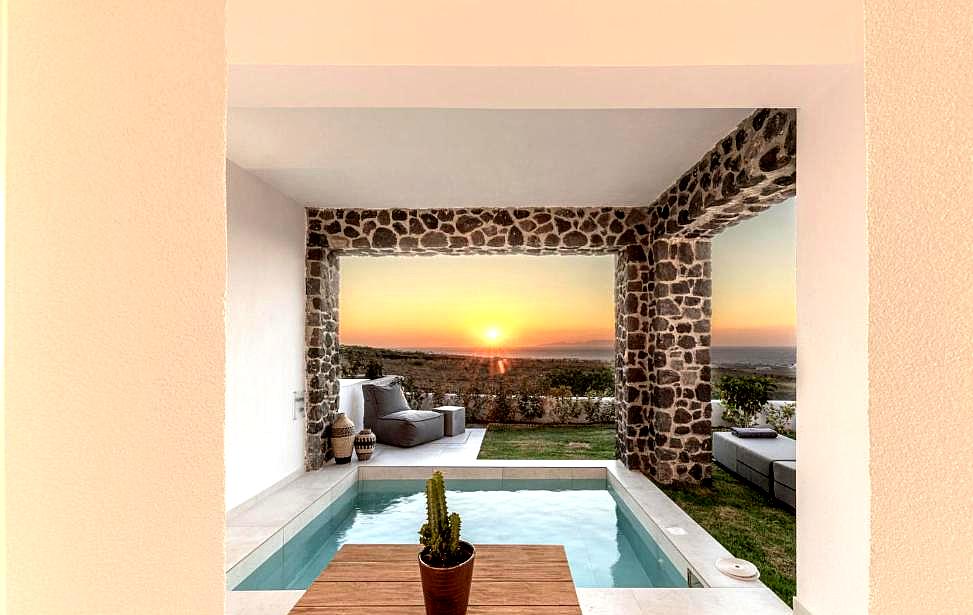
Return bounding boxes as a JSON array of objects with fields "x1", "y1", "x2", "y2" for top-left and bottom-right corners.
[{"x1": 418, "y1": 471, "x2": 466, "y2": 567}]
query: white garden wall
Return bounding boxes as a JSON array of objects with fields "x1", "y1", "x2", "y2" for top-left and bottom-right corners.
[{"x1": 225, "y1": 161, "x2": 307, "y2": 511}]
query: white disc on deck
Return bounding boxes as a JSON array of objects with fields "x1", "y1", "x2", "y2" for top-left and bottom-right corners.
[{"x1": 716, "y1": 557, "x2": 760, "y2": 580}]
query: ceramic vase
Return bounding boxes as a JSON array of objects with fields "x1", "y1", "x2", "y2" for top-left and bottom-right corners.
[
  {"x1": 354, "y1": 428, "x2": 377, "y2": 461},
  {"x1": 331, "y1": 412, "x2": 355, "y2": 464}
]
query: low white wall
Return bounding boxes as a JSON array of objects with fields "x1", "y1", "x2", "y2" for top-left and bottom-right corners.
[
  {"x1": 406, "y1": 390, "x2": 616, "y2": 424},
  {"x1": 225, "y1": 161, "x2": 307, "y2": 511}
]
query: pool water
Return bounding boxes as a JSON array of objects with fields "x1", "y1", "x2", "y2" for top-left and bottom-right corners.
[{"x1": 235, "y1": 478, "x2": 687, "y2": 590}]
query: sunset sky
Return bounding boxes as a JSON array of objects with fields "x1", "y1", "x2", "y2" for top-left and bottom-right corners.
[{"x1": 340, "y1": 198, "x2": 796, "y2": 349}]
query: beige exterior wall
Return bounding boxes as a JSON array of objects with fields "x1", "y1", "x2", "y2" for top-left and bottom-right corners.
[
  {"x1": 865, "y1": 2, "x2": 973, "y2": 613},
  {"x1": 227, "y1": 0, "x2": 861, "y2": 66},
  {"x1": 4, "y1": 1, "x2": 970, "y2": 613},
  {"x1": 3, "y1": 1, "x2": 226, "y2": 613}
]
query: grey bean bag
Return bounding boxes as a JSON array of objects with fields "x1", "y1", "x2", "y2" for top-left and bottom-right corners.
[{"x1": 362, "y1": 376, "x2": 443, "y2": 447}]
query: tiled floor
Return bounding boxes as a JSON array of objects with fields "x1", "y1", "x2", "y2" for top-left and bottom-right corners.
[{"x1": 225, "y1": 428, "x2": 791, "y2": 614}]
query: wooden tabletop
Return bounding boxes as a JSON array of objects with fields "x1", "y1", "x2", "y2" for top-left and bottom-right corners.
[{"x1": 289, "y1": 544, "x2": 582, "y2": 614}]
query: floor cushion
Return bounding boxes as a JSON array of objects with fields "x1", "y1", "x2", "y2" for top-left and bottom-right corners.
[{"x1": 375, "y1": 410, "x2": 443, "y2": 447}]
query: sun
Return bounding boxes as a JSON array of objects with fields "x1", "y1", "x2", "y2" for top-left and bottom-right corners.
[{"x1": 482, "y1": 326, "x2": 503, "y2": 346}]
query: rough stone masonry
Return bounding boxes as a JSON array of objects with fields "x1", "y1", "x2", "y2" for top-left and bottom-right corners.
[{"x1": 304, "y1": 108, "x2": 796, "y2": 482}]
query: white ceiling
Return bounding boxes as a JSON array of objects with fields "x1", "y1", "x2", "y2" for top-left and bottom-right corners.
[{"x1": 227, "y1": 107, "x2": 753, "y2": 208}]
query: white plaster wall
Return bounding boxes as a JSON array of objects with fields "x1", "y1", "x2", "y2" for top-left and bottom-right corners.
[
  {"x1": 225, "y1": 160, "x2": 307, "y2": 511},
  {"x1": 794, "y1": 68, "x2": 870, "y2": 615},
  {"x1": 339, "y1": 378, "x2": 368, "y2": 432}
]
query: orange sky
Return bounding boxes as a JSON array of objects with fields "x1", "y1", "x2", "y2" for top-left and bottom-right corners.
[{"x1": 340, "y1": 199, "x2": 796, "y2": 348}]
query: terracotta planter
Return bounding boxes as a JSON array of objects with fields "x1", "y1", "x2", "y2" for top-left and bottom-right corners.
[
  {"x1": 418, "y1": 541, "x2": 476, "y2": 615},
  {"x1": 331, "y1": 412, "x2": 355, "y2": 464},
  {"x1": 354, "y1": 428, "x2": 376, "y2": 461}
]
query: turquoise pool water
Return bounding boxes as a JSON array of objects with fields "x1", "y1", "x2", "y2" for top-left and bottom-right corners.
[{"x1": 234, "y1": 478, "x2": 687, "y2": 590}]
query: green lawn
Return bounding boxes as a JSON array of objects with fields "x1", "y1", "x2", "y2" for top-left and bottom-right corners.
[
  {"x1": 476, "y1": 423, "x2": 617, "y2": 460},
  {"x1": 477, "y1": 423, "x2": 796, "y2": 605}
]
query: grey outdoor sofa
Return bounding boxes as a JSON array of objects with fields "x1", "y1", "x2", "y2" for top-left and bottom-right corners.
[
  {"x1": 713, "y1": 430, "x2": 796, "y2": 508},
  {"x1": 361, "y1": 376, "x2": 444, "y2": 447}
]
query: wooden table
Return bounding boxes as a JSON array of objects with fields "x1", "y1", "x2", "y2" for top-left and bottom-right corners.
[{"x1": 289, "y1": 544, "x2": 582, "y2": 614}]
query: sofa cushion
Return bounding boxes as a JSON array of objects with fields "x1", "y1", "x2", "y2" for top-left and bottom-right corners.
[
  {"x1": 380, "y1": 410, "x2": 442, "y2": 423},
  {"x1": 374, "y1": 410, "x2": 443, "y2": 447},
  {"x1": 736, "y1": 436, "x2": 796, "y2": 477},
  {"x1": 362, "y1": 377, "x2": 411, "y2": 423},
  {"x1": 773, "y1": 460, "x2": 797, "y2": 490},
  {"x1": 730, "y1": 426, "x2": 778, "y2": 438},
  {"x1": 713, "y1": 431, "x2": 741, "y2": 472}
]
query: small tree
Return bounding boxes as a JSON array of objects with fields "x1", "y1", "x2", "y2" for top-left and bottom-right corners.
[
  {"x1": 364, "y1": 358, "x2": 384, "y2": 380},
  {"x1": 516, "y1": 381, "x2": 545, "y2": 421},
  {"x1": 549, "y1": 385, "x2": 582, "y2": 422},
  {"x1": 716, "y1": 374, "x2": 777, "y2": 427},
  {"x1": 767, "y1": 402, "x2": 796, "y2": 433},
  {"x1": 489, "y1": 377, "x2": 514, "y2": 423}
]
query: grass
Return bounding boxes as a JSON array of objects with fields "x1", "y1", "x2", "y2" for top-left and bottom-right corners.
[
  {"x1": 476, "y1": 423, "x2": 796, "y2": 605},
  {"x1": 476, "y1": 423, "x2": 617, "y2": 460},
  {"x1": 659, "y1": 466, "x2": 796, "y2": 604}
]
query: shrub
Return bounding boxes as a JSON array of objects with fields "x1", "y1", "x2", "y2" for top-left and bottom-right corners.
[
  {"x1": 516, "y1": 391, "x2": 544, "y2": 421},
  {"x1": 545, "y1": 366, "x2": 614, "y2": 397},
  {"x1": 364, "y1": 358, "x2": 384, "y2": 380},
  {"x1": 549, "y1": 385, "x2": 583, "y2": 422},
  {"x1": 461, "y1": 380, "x2": 488, "y2": 423},
  {"x1": 489, "y1": 377, "x2": 515, "y2": 423},
  {"x1": 716, "y1": 374, "x2": 777, "y2": 427},
  {"x1": 339, "y1": 345, "x2": 368, "y2": 377},
  {"x1": 767, "y1": 402, "x2": 796, "y2": 433},
  {"x1": 397, "y1": 376, "x2": 427, "y2": 410},
  {"x1": 585, "y1": 391, "x2": 616, "y2": 423}
]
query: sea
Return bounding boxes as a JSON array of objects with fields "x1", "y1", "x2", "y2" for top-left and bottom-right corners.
[{"x1": 404, "y1": 345, "x2": 796, "y2": 369}]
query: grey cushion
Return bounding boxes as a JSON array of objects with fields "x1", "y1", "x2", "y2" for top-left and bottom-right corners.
[
  {"x1": 735, "y1": 436, "x2": 796, "y2": 477},
  {"x1": 774, "y1": 482, "x2": 796, "y2": 508},
  {"x1": 773, "y1": 461, "x2": 797, "y2": 508},
  {"x1": 381, "y1": 410, "x2": 442, "y2": 424},
  {"x1": 362, "y1": 376, "x2": 411, "y2": 424},
  {"x1": 375, "y1": 410, "x2": 443, "y2": 447},
  {"x1": 730, "y1": 426, "x2": 778, "y2": 438},
  {"x1": 773, "y1": 460, "x2": 796, "y2": 489},
  {"x1": 713, "y1": 432, "x2": 741, "y2": 472}
]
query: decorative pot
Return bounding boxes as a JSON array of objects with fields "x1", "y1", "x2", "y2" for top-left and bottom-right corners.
[
  {"x1": 331, "y1": 412, "x2": 355, "y2": 464},
  {"x1": 354, "y1": 428, "x2": 376, "y2": 461},
  {"x1": 418, "y1": 541, "x2": 476, "y2": 615}
]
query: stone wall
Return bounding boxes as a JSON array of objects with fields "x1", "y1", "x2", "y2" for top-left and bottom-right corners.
[
  {"x1": 648, "y1": 108, "x2": 796, "y2": 239},
  {"x1": 614, "y1": 245, "x2": 653, "y2": 468},
  {"x1": 303, "y1": 108, "x2": 797, "y2": 483},
  {"x1": 646, "y1": 239, "x2": 713, "y2": 483},
  {"x1": 304, "y1": 247, "x2": 340, "y2": 469},
  {"x1": 306, "y1": 206, "x2": 650, "y2": 255}
]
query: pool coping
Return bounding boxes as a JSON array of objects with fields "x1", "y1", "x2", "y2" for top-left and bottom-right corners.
[{"x1": 225, "y1": 460, "x2": 790, "y2": 613}]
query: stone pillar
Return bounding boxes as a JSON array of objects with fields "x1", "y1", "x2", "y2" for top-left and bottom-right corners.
[
  {"x1": 614, "y1": 243, "x2": 653, "y2": 470},
  {"x1": 648, "y1": 238, "x2": 713, "y2": 484},
  {"x1": 305, "y1": 240, "x2": 340, "y2": 470}
]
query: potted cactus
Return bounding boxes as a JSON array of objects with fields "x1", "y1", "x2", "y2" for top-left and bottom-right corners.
[{"x1": 417, "y1": 471, "x2": 475, "y2": 615}]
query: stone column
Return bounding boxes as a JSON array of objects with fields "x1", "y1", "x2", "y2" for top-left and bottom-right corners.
[
  {"x1": 305, "y1": 239, "x2": 340, "y2": 470},
  {"x1": 648, "y1": 238, "x2": 713, "y2": 484},
  {"x1": 614, "y1": 244, "x2": 653, "y2": 470}
]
